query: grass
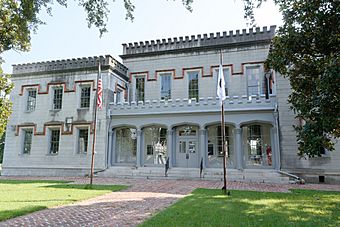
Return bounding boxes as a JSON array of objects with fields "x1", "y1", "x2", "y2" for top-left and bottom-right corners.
[
  {"x1": 0, "y1": 179, "x2": 128, "y2": 221},
  {"x1": 140, "y1": 188, "x2": 340, "y2": 227}
]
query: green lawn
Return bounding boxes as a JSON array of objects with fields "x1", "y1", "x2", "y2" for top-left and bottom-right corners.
[
  {"x1": 141, "y1": 188, "x2": 340, "y2": 227},
  {"x1": 0, "y1": 179, "x2": 128, "y2": 221}
]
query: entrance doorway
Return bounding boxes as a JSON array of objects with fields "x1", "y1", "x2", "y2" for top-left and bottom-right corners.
[{"x1": 176, "y1": 137, "x2": 198, "y2": 168}]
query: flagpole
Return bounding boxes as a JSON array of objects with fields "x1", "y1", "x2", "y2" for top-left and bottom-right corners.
[
  {"x1": 219, "y1": 51, "x2": 228, "y2": 195},
  {"x1": 90, "y1": 59, "x2": 101, "y2": 186}
]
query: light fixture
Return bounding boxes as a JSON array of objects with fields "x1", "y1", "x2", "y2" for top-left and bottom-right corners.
[{"x1": 65, "y1": 117, "x2": 73, "y2": 131}]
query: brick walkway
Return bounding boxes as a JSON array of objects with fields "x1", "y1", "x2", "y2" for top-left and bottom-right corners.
[{"x1": 1, "y1": 177, "x2": 340, "y2": 227}]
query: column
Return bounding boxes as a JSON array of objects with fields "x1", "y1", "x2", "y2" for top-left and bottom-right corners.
[
  {"x1": 199, "y1": 129, "x2": 206, "y2": 168},
  {"x1": 272, "y1": 126, "x2": 280, "y2": 170},
  {"x1": 136, "y1": 129, "x2": 142, "y2": 167},
  {"x1": 111, "y1": 129, "x2": 116, "y2": 164},
  {"x1": 167, "y1": 129, "x2": 173, "y2": 168},
  {"x1": 107, "y1": 130, "x2": 113, "y2": 167},
  {"x1": 234, "y1": 126, "x2": 243, "y2": 170},
  {"x1": 273, "y1": 111, "x2": 281, "y2": 170}
]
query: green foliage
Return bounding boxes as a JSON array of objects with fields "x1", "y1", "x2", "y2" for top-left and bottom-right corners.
[
  {"x1": 266, "y1": 1, "x2": 340, "y2": 157},
  {"x1": 0, "y1": 66, "x2": 13, "y2": 137},
  {"x1": 0, "y1": 179, "x2": 128, "y2": 221},
  {"x1": 141, "y1": 188, "x2": 340, "y2": 227}
]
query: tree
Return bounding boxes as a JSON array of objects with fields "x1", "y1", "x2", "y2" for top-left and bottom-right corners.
[
  {"x1": 265, "y1": 0, "x2": 340, "y2": 157},
  {"x1": 0, "y1": 67, "x2": 13, "y2": 137}
]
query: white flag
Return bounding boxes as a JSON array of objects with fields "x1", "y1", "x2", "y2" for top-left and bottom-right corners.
[{"x1": 217, "y1": 64, "x2": 226, "y2": 106}]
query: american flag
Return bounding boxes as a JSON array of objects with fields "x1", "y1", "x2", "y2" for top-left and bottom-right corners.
[{"x1": 97, "y1": 76, "x2": 103, "y2": 109}]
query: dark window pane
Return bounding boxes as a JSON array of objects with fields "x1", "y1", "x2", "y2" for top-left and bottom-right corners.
[
  {"x1": 161, "y1": 74, "x2": 171, "y2": 100},
  {"x1": 188, "y1": 71, "x2": 199, "y2": 101},
  {"x1": 53, "y1": 88, "x2": 63, "y2": 110},
  {"x1": 80, "y1": 87, "x2": 91, "y2": 108},
  {"x1": 27, "y1": 90, "x2": 37, "y2": 111},
  {"x1": 50, "y1": 129, "x2": 60, "y2": 154},
  {"x1": 78, "y1": 129, "x2": 89, "y2": 153},
  {"x1": 23, "y1": 129, "x2": 33, "y2": 154},
  {"x1": 136, "y1": 77, "x2": 145, "y2": 102}
]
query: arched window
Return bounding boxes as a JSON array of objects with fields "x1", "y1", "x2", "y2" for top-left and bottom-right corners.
[
  {"x1": 115, "y1": 127, "x2": 137, "y2": 164},
  {"x1": 143, "y1": 126, "x2": 167, "y2": 165},
  {"x1": 207, "y1": 125, "x2": 234, "y2": 168},
  {"x1": 242, "y1": 124, "x2": 272, "y2": 167}
]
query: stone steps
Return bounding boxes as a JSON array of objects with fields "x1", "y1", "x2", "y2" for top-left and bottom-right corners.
[{"x1": 97, "y1": 167, "x2": 290, "y2": 184}]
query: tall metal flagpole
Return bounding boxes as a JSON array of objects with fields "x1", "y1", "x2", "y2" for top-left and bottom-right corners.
[
  {"x1": 220, "y1": 51, "x2": 228, "y2": 195},
  {"x1": 90, "y1": 59, "x2": 100, "y2": 186}
]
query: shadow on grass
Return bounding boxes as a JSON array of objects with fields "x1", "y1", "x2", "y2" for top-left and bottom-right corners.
[
  {"x1": 0, "y1": 199, "x2": 77, "y2": 203},
  {"x1": 42, "y1": 184, "x2": 128, "y2": 191},
  {"x1": 140, "y1": 188, "x2": 340, "y2": 227},
  {"x1": 0, "y1": 179, "x2": 71, "y2": 184},
  {"x1": 0, "y1": 206, "x2": 47, "y2": 222}
]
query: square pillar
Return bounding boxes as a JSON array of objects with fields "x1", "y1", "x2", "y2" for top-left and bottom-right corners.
[
  {"x1": 199, "y1": 129, "x2": 206, "y2": 169},
  {"x1": 234, "y1": 126, "x2": 243, "y2": 170},
  {"x1": 107, "y1": 130, "x2": 113, "y2": 167},
  {"x1": 111, "y1": 129, "x2": 116, "y2": 164},
  {"x1": 136, "y1": 129, "x2": 142, "y2": 167},
  {"x1": 167, "y1": 129, "x2": 173, "y2": 168}
]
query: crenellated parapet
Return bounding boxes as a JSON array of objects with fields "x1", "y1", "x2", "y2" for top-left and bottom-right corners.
[
  {"x1": 109, "y1": 94, "x2": 277, "y2": 116},
  {"x1": 121, "y1": 26, "x2": 276, "y2": 58},
  {"x1": 12, "y1": 55, "x2": 128, "y2": 78}
]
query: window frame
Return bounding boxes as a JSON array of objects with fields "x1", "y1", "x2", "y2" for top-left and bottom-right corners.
[
  {"x1": 22, "y1": 128, "x2": 33, "y2": 155},
  {"x1": 245, "y1": 64, "x2": 265, "y2": 97},
  {"x1": 52, "y1": 86, "x2": 63, "y2": 110},
  {"x1": 26, "y1": 89, "x2": 37, "y2": 112},
  {"x1": 49, "y1": 128, "x2": 60, "y2": 155},
  {"x1": 186, "y1": 70, "x2": 200, "y2": 101},
  {"x1": 80, "y1": 85, "x2": 91, "y2": 108},
  {"x1": 159, "y1": 72, "x2": 172, "y2": 100},
  {"x1": 134, "y1": 75, "x2": 146, "y2": 103},
  {"x1": 77, "y1": 127, "x2": 89, "y2": 154},
  {"x1": 115, "y1": 88, "x2": 123, "y2": 104}
]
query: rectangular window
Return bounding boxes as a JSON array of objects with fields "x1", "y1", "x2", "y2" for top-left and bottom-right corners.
[
  {"x1": 246, "y1": 66, "x2": 265, "y2": 96},
  {"x1": 27, "y1": 89, "x2": 37, "y2": 111},
  {"x1": 249, "y1": 125, "x2": 262, "y2": 156},
  {"x1": 215, "y1": 68, "x2": 229, "y2": 96},
  {"x1": 53, "y1": 87, "x2": 63, "y2": 110},
  {"x1": 23, "y1": 129, "x2": 33, "y2": 154},
  {"x1": 80, "y1": 86, "x2": 91, "y2": 108},
  {"x1": 160, "y1": 73, "x2": 171, "y2": 100},
  {"x1": 116, "y1": 90, "x2": 122, "y2": 104},
  {"x1": 135, "y1": 77, "x2": 145, "y2": 102},
  {"x1": 188, "y1": 71, "x2": 199, "y2": 101},
  {"x1": 50, "y1": 129, "x2": 60, "y2": 154},
  {"x1": 78, "y1": 129, "x2": 89, "y2": 153}
]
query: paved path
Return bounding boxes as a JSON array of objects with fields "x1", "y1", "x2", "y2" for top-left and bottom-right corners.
[{"x1": 1, "y1": 177, "x2": 340, "y2": 226}]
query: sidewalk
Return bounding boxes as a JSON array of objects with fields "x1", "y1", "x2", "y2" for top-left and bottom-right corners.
[{"x1": 1, "y1": 177, "x2": 340, "y2": 226}]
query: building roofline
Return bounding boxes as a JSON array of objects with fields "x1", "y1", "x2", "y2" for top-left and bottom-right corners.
[
  {"x1": 12, "y1": 55, "x2": 129, "y2": 80},
  {"x1": 120, "y1": 25, "x2": 276, "y2": 59}
]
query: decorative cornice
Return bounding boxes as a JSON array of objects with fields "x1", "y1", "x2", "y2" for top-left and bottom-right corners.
[
  {"x1": 121, "y1": 26, "x2": 276, "y2": 59},
  {"x1": 15, "y1": 121, "x2": 94, "y2": 136},
  {"x1": 19, "y1": 80, "x2": 96, "y2": 96}
]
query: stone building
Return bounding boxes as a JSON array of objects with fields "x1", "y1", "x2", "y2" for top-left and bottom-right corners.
[{"x1": 3, "y1": 25, "x2": 339, "y2": 183}]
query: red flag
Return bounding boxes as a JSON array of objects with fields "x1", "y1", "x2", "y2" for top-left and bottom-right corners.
[{"x1": 97, "y1": 77, "x2": 103, "y2": 109}]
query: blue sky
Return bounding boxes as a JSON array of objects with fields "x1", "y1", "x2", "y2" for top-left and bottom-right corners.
[{"x1": 1, "y1": 0, "x2": 282, "y2": 73}]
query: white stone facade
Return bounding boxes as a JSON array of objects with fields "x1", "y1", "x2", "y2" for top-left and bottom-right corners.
[{"x1": 2, "y1": 26, "x2": 339, "y2": 183}]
